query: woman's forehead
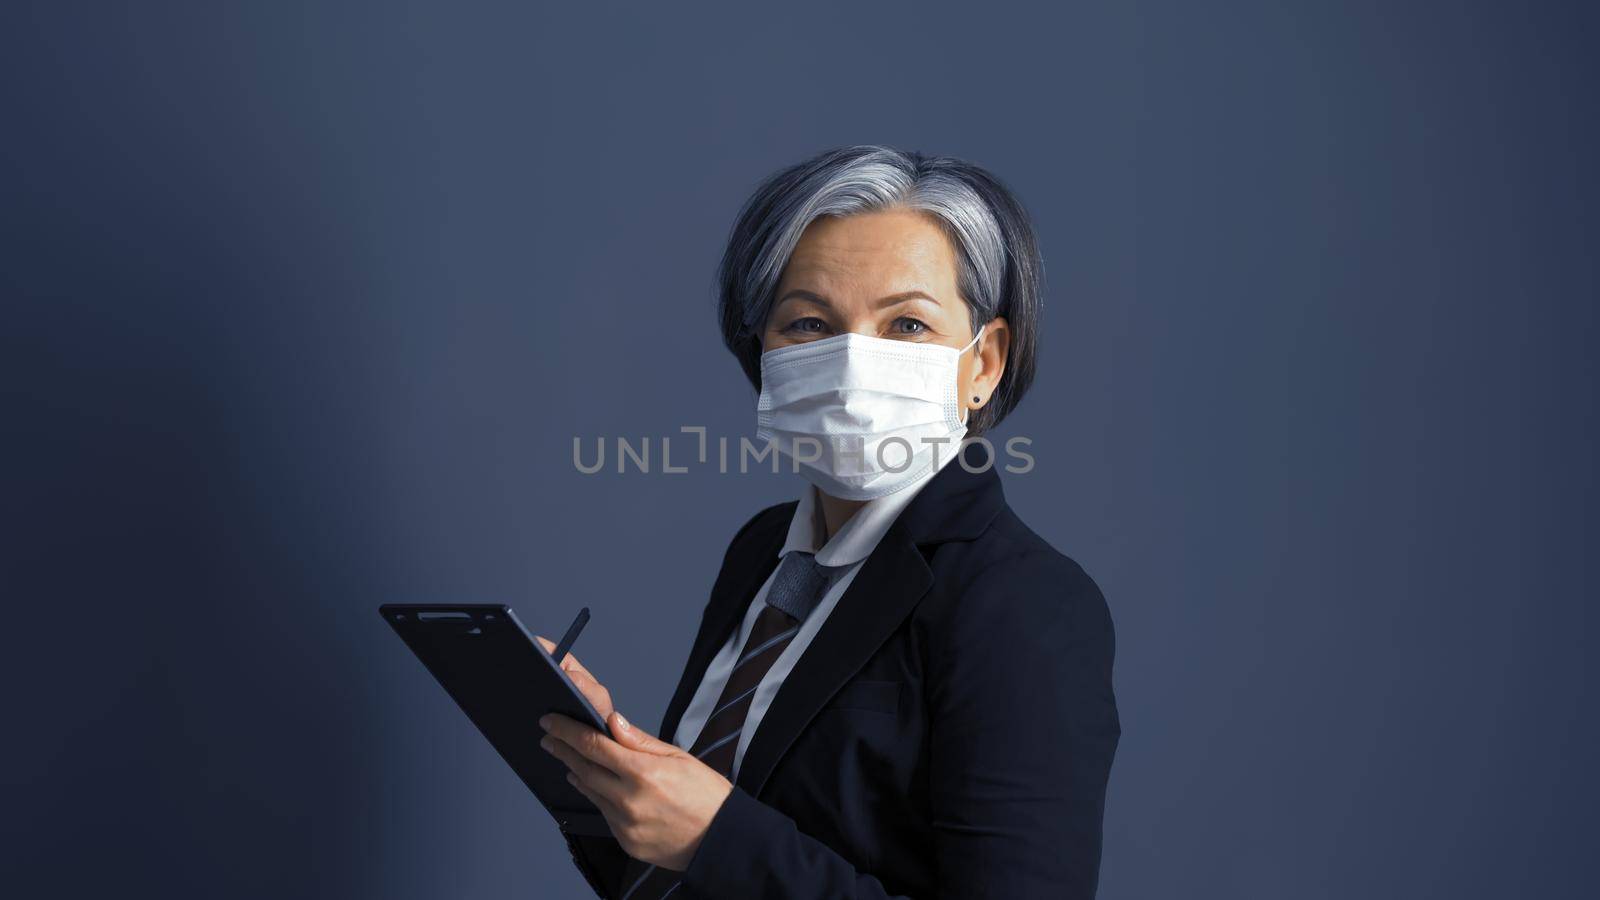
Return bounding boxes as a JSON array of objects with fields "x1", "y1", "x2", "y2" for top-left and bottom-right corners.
[{"x1": 780, "y1": 212, "x2": 961, "y2": 304}]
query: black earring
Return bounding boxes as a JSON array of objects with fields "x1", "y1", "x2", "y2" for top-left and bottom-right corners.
[{"x1": 972, "y1": 395, "x2": 981, "y2": 403}]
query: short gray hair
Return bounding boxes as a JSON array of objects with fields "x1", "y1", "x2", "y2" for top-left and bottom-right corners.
[{"x1": 715, "y1": 144, "x2": 1044, "y2": 434}]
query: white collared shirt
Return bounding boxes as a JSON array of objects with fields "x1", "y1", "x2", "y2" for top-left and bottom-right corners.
[{"x1": 669, "y1": 450, "x2": 958, "y2": 780}]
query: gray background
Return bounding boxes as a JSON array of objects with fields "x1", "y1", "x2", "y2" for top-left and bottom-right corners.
[{"x1": 4, "y1": 1, "x2": 1595, "y2": 898}]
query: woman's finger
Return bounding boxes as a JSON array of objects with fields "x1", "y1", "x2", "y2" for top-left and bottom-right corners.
[
  {"x1": 565, "y1": 668, "x2": 614, "y2": 718},
  {"x1": 542, "y1": 730, "x2": 627, "y2": 791},
  {"x1": 542, "y1": 714, "x2": 641, "y2": 782}
]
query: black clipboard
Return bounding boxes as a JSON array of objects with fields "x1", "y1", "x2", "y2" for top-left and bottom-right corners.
[{"x1": 379, "y1": 603, "x2": 615, "y2": 837}]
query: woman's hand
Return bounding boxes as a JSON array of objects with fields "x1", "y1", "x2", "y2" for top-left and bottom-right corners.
[{"x1": 532, "y1": 636, "x2": 734, "y2": 872}]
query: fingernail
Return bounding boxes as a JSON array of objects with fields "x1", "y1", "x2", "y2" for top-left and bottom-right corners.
[
  {"x1": 539, "y1": 736, "x2": 552, "y2": 752},
  {"x1": 538, "y1": 715, "x2": 551, "y2": 731},
  {"x1": 615, "y1": 711, "x2": 629, "y2": 731}
]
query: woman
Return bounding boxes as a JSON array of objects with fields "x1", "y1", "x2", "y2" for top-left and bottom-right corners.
[{"x1": 537, "y1": 145, "x2": 1120, "y2": 898}]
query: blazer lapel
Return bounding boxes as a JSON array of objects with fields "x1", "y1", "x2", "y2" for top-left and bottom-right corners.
[
  {"x1": 732, "y1": 518, "x2": 932, "y2": 799},
  {"x1": 732, "y1": 448, "x2": 1007, "y2": 799},
  {"x1": 660, "y1": 446, "x2": 1007, "y2": 786}
]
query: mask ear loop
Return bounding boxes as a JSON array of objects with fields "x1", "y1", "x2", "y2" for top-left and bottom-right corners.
[
  {"x1": 954, "y1": 323, "x2": 988, "y2": 427},
  {"x1": 959, "y1": 322, "x2": 987, "y2": 356}
]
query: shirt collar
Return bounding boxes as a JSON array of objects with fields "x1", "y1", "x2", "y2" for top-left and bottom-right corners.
[{"x1": 778, "y1": 447, "x2": 961, "y2": 567}]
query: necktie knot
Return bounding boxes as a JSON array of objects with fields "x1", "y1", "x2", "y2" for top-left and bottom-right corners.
[{"x1": 764, "y1": 550, "x2": 835, "y2": 622}]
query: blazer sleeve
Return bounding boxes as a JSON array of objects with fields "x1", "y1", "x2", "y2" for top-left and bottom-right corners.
[{"x1": 676, "y1": 551, "x2": 1121, "y2": 899}]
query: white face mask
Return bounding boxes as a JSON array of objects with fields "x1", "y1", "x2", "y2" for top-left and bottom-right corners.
[{"x1": 755, "y1": 324, "x2": 986, "y2": 500}]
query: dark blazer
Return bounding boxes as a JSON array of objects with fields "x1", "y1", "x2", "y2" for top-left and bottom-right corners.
[{"x1": 564, "y1": 450, "x2": 1121, "y2": 898}]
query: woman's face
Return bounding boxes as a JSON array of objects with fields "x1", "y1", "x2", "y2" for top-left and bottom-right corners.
[{"x1": 762, "y1": 208, "x2": 1010, "y2": 422}]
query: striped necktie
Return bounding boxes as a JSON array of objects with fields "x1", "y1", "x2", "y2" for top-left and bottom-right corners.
[{"x1": 617, "y1": 549, "x2": 835, "y2": 900}]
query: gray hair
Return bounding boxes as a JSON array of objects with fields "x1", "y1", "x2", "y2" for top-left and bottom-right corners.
[{"x1": 715, "y1": 144, "x2": 1044, "y2": 434}]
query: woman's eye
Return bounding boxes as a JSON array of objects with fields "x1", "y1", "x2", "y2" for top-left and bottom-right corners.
[
  {"x1": 892, "y1": 316, "x2": 928, "y2": 335},
  {"x1": 785, "y1": 317, "x2": 828, "y2": 334}
]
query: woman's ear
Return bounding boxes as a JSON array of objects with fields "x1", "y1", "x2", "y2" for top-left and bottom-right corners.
[{"x1": 964, "y1": 316, "x2": 1010, "y2": 414}]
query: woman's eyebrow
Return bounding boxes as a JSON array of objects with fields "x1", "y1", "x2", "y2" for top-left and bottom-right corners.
[
  {"x1": 776, "y1": 289, "x2": 832, "y2": 309},
  {"x1": 872, "y1": 291, "x2": 940, "y2": 309},
  {"x1": 775, "y1": 289, "x2": 939, "y2": 309}
]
